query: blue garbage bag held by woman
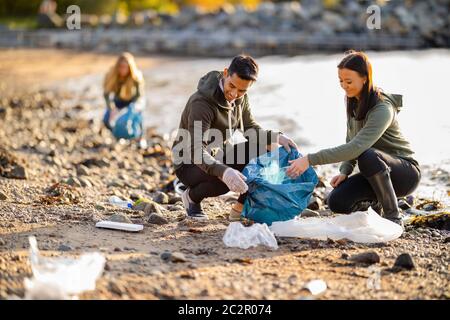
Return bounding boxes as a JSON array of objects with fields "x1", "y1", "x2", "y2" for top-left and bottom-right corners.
[{"x1": 241, "y1": 147, "x2": 318, "y2": 225}]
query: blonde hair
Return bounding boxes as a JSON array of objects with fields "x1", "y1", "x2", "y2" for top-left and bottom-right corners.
[{"x1": 103, "y1": 52, "x2": 144, "y2": 101}]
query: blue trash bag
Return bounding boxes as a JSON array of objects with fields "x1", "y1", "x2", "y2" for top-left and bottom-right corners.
[
  {"x1": 241, "y1": 147, "x2": 319, "y2": 226},
  {"x1": 103, "y1": 104, "x2": 143, "y2": 140}
]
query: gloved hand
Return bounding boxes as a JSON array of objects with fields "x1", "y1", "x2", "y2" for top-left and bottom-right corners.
[{"x1": 222, "y1": 168, "x2": 248, "y2": 194}]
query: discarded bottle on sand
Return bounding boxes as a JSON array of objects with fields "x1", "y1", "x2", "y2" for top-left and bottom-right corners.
[{"x1": 109, "y1": 196, "x2": 132, "y2": 209}]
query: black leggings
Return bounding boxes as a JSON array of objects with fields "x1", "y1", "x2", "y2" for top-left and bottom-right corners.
[
  {"x1": 175, "y1": 141, "x2": 268, "y2": 204},
  {"x1": 327, "y1": 148, "x2": 421, "y2": 214}
]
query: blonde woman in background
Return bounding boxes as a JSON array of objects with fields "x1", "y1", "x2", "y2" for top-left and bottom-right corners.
[{"x1": 103, "y1": 52, "x2": 146, "y2": 145}]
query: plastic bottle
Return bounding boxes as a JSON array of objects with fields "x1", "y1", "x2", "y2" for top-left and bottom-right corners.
[{"x1": 109, "y1": 196, "x2": 132, "y2": 209}]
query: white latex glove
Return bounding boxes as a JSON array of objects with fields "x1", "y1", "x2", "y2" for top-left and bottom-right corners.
[{"x1": 222, "y1": 168, "x2": 248, "y2": 194}]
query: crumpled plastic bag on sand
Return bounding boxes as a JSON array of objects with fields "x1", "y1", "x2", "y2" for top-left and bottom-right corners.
[
  {"x1": 223, "y1": 222, "x2": 278, "y2": 249},
  {"x1": 23, "y1": 236, "x2": 105, "y2": 300},
  {"x1": 269, "y1": 207, "x2": 403, "y2": 243}
]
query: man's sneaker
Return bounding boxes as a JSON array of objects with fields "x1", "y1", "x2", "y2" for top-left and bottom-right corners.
[{"x1": 181, "y1": 188, "x2": 208, "y2": 221}]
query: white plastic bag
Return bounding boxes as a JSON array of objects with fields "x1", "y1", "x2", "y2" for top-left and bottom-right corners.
[
  {"x1": 223, "y1": 222, "x2": 278, "y2": 249},
  {"x1": 270, "y1": 207, "x2": 403, "y2": 243},
  {"x1": 24, "y1": 236, "x2": 105, "y2": 300}
]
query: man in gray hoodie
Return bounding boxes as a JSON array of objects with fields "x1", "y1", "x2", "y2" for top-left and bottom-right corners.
[{"x1": 172, "y1": 55, "x2": 297, "y2": 220}]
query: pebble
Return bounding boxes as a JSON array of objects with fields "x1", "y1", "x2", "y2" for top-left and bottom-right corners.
[
  {"x1": 168, "y1": 194, "x2": 182, "y2": 204},
  {"x1": 349, "y1": 251, "x2": 380, "y2": 265},
  {"x1": 9, "y1": 165, "x2": 28, "y2": 179},
  {"x1": 76, "y1": 165, "x2": 90, "y2": 176},
  {"x1": 0, "y1": 191, "x2": 7, "y2": 201},
  {"x1": 58, "y1": 244, "x2": 73, "y2": 251},
  {"x1": 148, "y1": 213, "x2": 169, "y2": 225},
  {"x1": 153, "y1": 191, "x2": 169, "y2": 204},
  {"x1": 144, "y1": 201, "x2": 165, "y2": 215},
  {"x1": 160, "y1": 251, "x2": 188, "y2": 263},
  {"x1": 95, "y1": 203, "x2": 106, "y2": 211},
  {"x1": 66, "y1": 176, "x2": 81, "y2": 188},
  {"x1": 394, "y1": 253, "x2": 415, "y2": 270},
  {"x1": 108, "y1": 213, "x2": 132, "y2": 224},
  {"x1": 300, "y1": 208, "x2": 320, "y2": 218}
]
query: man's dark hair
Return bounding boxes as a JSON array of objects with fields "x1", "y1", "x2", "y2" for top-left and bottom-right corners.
[{"x1": 228, "y1": 55, "x2": 259, "y2": 81}]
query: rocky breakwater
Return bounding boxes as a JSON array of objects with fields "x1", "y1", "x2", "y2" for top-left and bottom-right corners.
[{"x1": 1, "y1": 0, "x2": 449, "y2": 56}]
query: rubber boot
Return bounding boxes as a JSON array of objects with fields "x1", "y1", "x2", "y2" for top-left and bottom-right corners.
[{"x1": 366, "y1": 168, "x2": 404, "y2": 228}]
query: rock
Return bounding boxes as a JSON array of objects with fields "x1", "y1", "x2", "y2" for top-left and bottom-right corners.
[
  {"x1": 160, "y1": 251, "x2": 188, "y2": 263},
  {"x1": 153, "y1": 191, "x2": 169, "y2": 204},
  {"x1": 79, "y1": 157, "x2": 110, "y2": 168},
  {"x1": 0, "y1": 191, "x2": 7, "y2": 201},
  {"x1": 95, "y1": 203, "x2": 106, "y2": 211},
  {"x1": 160, "y1": 251, "x2": 172, "y2": 262},
  {"x1": 148, "y1": 213, "x2": 169, "y2": 225},
  {"x1": 66, "y1": 176, "x2": 81, "y2": 188},
  {"x1": 76, "y1": 165, "x2": 90, "y2": 176},
  {"x1": 431, "y1": 230, "x2": 441, "y2": 238},
  {"x1": 144, "y1": 201, "x2": 165, "y2": 215},
  {"x1": 0, "y1": 238, "x2": 6, "y2": 246},
  {"x1": 108, "y1": 213, "x2": 132, "y2": 224},
  {"x1": 168, "y1": 194, "x2": 182, "y2": 204},
  {"x1": 349, "y1": 251, "x2": 380, "y2": 265},
  {"x1": 9, "y1": 165, "x2": 28, "y2": 179},
  {"x1": 341, "y1": 253, "x2": 349, "y2": 260},
  {"x1": 78, "y1": 177, "x2": 93, "y2": 188},
  {"x1": 444, "y1": 237, "x2": 450, "y2": 244},
  {"x1": 307, "y1": 197, "x2": 322, "y2": 210},
  {"x1": 170, "y1": 252, "x2": 188, "y2": 263},
  {"x1": 394, "y1": 253, "x2": 415, "y2": 270},
  {"x1": 398, "y1": 199, "x2": 411, "y2": 210},
  {"x1": 301, "y1": 208, "x2": 320, "y2": 218},
  {"x1": 58, "y1": 244, "x2": 73, "y2": 251},
  {"x1": 109, "y1": 281, "x2": 123, "y2": 296}
]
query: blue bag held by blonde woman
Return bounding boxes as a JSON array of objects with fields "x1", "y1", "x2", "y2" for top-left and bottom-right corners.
[
  {"x1": 241, "y1": 147, "x2": 318, "y2": 226},
  {"x1": 103, "y1": 102, "x2": 143, "y2": 140}
]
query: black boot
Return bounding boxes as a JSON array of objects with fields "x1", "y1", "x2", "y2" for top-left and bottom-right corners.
[{"x1": 366, "y1": 168, "x2": 404, "y2": 228}]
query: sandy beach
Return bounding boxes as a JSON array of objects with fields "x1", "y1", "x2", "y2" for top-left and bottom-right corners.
[{"x1": 0, "y1": 49, "x2": 448, "y2": 300}]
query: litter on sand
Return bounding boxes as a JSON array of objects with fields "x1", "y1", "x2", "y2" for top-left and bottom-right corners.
[
  {"x1": 24, "y1": 236, "x2": 105, "y2": 300},
  {"x1": 270, "y1": 207, "x2": 403, "y2": 243},
  {"x1": 223, "y1": 222, "x2": 278, "y2": 249},
  {"x1": 95, "y1": 220, "x2": 143, "y2": 232}
]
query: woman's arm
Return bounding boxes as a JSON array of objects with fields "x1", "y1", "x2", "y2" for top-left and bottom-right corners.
[{"x1": 307, "y1": 103, "x2": 395, "y2": 166}]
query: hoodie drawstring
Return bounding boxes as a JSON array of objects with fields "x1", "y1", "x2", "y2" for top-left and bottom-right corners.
[{"x1": 227, "y1": 104, "x2": 244, "y2": 139}]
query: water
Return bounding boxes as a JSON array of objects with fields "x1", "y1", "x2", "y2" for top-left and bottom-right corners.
[{"x1": 58, "y1": 50, "x2": 450, "y2": 168}]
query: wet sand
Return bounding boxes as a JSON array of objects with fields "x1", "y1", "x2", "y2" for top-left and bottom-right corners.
[{"x1": 0, "y1": 49, "x2": 448, "y2": 300}]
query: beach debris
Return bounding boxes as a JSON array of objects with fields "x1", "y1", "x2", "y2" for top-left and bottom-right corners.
[
  {"x1": 366, "y1": 265, "x2": 381, "y2": 290},
  {"x1": 109, "y1": 195, "x2": 132, "y2": 209},
  {"x1": 95, "y1": 220, "x2": 143, "y2": 232},
  {"x1": 270, "y1": 207, "x2": 403, "y2": 243},
  {"x1": 24, "y1": 236, "x2": 105, "y2": 299},
  {"x1": 304, "y1": 279, "x2": 327, "y2": 296},
  {"x1": 415, "y1": 199, "x2": 445, "y2": 211},
  {"x1": 223, "y1": 222, "x2": 278, "y2": 250},
  {"x1": 40, "y1": 182, "x2": 81, "y2": 205},
  {"x1": 408, "y1": 212, "x2": 450, "y2": 231}
]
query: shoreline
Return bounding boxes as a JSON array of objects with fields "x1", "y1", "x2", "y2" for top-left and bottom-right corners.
[{"x1": 0, "y1": 49, "x2": 448, "y2": 300}]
